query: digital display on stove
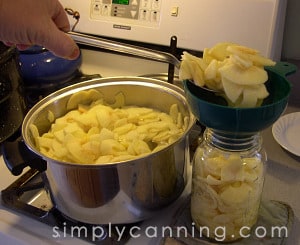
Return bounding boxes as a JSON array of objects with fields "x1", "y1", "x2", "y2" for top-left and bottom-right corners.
[{"x1": 112, "y1": 0, "x2": 129, "y2": 5}]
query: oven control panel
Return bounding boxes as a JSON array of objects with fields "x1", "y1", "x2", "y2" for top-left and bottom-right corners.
[
  {"x1": 91, "y1": 0, "x2": 162, "y2": 27},
  {"x1": 60, "y1": 0, "x2": 287, "y2": 60}
]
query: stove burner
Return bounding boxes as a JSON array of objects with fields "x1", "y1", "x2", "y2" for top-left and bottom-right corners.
[{"x1": 1, "y1": 168, "x2": 139, "y2": 244}]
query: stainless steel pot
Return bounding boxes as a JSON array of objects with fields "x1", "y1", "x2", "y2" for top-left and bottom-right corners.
[{"x1": 22, "y1": 76, "x2": 195, "y2": 224}]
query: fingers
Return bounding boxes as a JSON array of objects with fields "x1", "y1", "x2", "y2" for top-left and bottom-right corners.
[
  {"x1": 42, "y1": 27, "x2": 80, "y2": 60},
  {"x1": 41, "y1": 0, "x2": 80, "y2": 60},
  {"x1": 0, "y1": 0, "x2": 80, "y2": 60},
  {"x1": 16, "y1": 44, "x2": 31, "y2": 51},
  {"x1": 3, "y1": 29, "x2": 80, "y2": 60},
  {"x1": 2, "y1": 42, "x2": 30, "y2": 51},
  {"x1": 51, "y1": 0, "x2": 71, "y2": 32}
]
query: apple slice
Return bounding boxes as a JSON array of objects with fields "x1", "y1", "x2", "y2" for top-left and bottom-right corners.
[
  {"x1": 222, "y1": 77, "x2": 243, "y2": 103},
  {"x1": 219, "y1": 63, "x2": 268, "y2": 85}
]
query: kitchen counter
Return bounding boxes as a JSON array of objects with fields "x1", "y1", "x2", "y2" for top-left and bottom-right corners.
[{"x1": 261, "y1": 59, "x2": 300, "y2": 245}]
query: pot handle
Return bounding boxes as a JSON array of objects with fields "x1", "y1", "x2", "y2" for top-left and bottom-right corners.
[
  {"x1": 68, "y1": 31, "x2": 181, "y2": 68},
  {"x1": 1, "y1": 137, "x2": 47, "y2": 176},
  {"x1": 266, "y1": 61, "x2": 298, "y2": 78}
]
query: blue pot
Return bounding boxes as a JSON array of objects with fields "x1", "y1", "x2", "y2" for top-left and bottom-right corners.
[{"x1": 18, "y1": 46, "x2": 82, "y2": 84}]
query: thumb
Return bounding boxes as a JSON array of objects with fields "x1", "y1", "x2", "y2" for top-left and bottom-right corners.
[{"x1": 41, "y1": 27, "x2": 80, "y2": 60}]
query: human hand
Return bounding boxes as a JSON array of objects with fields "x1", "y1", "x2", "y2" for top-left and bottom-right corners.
[{"x1": 0, "y1": 0, "x2": 80, "y2": 60}]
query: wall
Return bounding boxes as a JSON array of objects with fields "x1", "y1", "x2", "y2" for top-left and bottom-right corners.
[
  {"x1": 281, "y1": 0, "x2": 300, "y2": 60},
  {"x1": 282, "y1": 0, "x2": 300, "y2": 99}
]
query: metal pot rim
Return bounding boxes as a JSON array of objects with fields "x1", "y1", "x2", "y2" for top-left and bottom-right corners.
[{"x1": 22, "y1": 76, "x2": 195, "y2": 168}]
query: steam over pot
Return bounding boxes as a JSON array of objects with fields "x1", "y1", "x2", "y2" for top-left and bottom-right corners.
[{"x1": 22, "y1": 77, "x2": 195, "y2": 224}]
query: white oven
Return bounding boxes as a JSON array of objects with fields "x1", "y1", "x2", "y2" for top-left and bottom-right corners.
[
  {"x1": 62, "y1": 0, "x2": 287, "y2": 60},
  {"x1": 0, "y1": 0, "x2": 289, "y2": 244},
  {"x1": 64, "y1": 0, "x2": 288, "y2": 83}
]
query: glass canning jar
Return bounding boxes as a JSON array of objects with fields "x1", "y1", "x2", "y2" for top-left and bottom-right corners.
[{"x1": 191, "y1": 128, "x2": 266, "y2": 242}]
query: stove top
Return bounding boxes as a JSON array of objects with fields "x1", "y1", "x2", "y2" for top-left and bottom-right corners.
[
  {"x1": 1, "y1": 168, "x2": 139, "y2": 244},
  {"x1": 1, "y1": 160, "x2": 294, "y2": 245}
]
